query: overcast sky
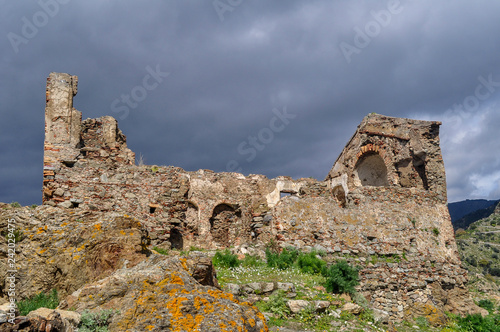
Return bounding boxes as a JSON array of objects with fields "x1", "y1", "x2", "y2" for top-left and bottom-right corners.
[{"x1": 1, "y1": 0, "x2": 499, "y2": 205}]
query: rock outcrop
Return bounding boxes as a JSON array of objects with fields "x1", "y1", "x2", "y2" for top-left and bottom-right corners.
[{"x1": 0, "y1": 204, "x2": 267, "y2": 331}]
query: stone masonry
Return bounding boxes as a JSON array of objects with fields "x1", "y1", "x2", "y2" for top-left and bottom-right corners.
[{"x1": 41, "y1": 72, "x2": 476, "y2": 321}]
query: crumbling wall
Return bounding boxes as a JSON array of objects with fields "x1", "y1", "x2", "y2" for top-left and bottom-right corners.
[
  {"x1": 41, "y1": 72, "x2": 470, "y2": 321},
  {"x1": 325, "y1": 114, "x2": 447, "y2": 203}
]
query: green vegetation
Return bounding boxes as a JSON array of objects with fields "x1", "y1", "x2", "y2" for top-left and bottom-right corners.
[
  {"x1": 30, "y1": 204, "x2": 38, "y2": 209},
  {"x1": 78, "y1": 309, "x2": 118, "y2": 332},
  {"x1": 433, "y1": 228, "x2": 440, "y2": 236},
  {"x1": 17, "y1": 289, "x2": 59, "y2": 315},
  {"x1": 321, "y1": 260, "x2": 359, "y2": 295},
  {"x1": 297, "y1": 251, "x2": 327, "y2": 275},
  {"x1": 266, "y1": 247, "x2": 298, "y2": 270},
  {"x1": 477, "y1": 299, "x2": 495, "y2": 313},
  {"x1": 4, "y1": 229, "x2": 23, "y2": 243},
  {"x1": 10, "y1": 202, "x2": 21, "y2": 208},
  {"x1": 150, "y1": 165, "x2": 159, "y2": 173},
  {"x1": 212, "y1": 249, "x2": 240, "y2": 268},
  {"x1": 255, "y1": 290, "x2": 290, "y2": 319},
  {"x1": 241, "y1": 254, "x2": 266, "y2": 268},
  {"x1": 456, "y1": 313, "x2": 500, "y2": 332},
  {"x1": 153, "y1": 246, "x2": 169, "y2": 255}
]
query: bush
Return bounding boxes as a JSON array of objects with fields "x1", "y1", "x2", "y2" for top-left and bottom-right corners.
[
  {"x1": 297, "y1": 251, "x2": 326, "y2": 275},
  {"x1": 478, "y1": 299, "x2": 495, "y2": 312},
  {"x1": 456, "y1": 313, "x2": 500, "y2": 332},
  {"x1": 432, "y1": 228, "x2": 440, "y2": 236},
  {"x1": 479, "y1": 259, "x2": 491, "y2": 267},
  {"x1": 241, "y1": 254, "x2": 265, "y2": 268},
  {"x1": 18, "y1": 289, "x2": 59, "y2": 315},
  {"x1": 10, "y1": 202, "x2": 21, "y2": 208},
  {"x1": 79, "y1": 309, "x2": 117, "y2": 332},
  {"x1": 321, "y1": 260, "x2": 359, "y2": 295},
  {"x1": 490, "y1": 267, "x2": 500, "y2": 277},
  {"x1": 212, "y1": 249, "x2": 240, "y2": 268},
  {"x1": 266, "y1": 247, "x2": 298, "y2": 270}
]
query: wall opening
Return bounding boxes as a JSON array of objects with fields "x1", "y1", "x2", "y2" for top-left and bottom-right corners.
[
  {"x1": 332, "y1": 185, "x2": 346, "y2": 208},
  {"x1": 413, "y1": 161, "x2": 429, "y2": 190},
  {"x1": 71, "y1": 201, "x2": 80, "y2": 208},
  {"x1": 280, "y1": 192, "x2": 292, "y2": 199},
  {"x1": 185, "y1": 202, "x2": 199, "y2": 237},
  {"x1": 210, "y1": 204, "x2": 239, "y2": 247},
  {"x1": 354, "y1": 153, "x2": 389, "y2": 187},
  {"x1": 169, "y1": 228, "x2": 183, "y2": 249}
]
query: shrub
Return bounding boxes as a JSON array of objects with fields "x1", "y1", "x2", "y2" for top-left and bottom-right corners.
[
  {"x1": 456, "y1": 313, "x2": 500, "y2": 332},
  {"x1": 79, "y1": 309, "x2": 117, "y2": 332},
  {"x1": 212, "y1": 249, "x2": 240, "y2": 268},
  {"x1": 478, "y1": 299, "x2": 495, "y2": 313},
  {"x1": 266, "y1": 247, "x2": 298, "y2": 270},
  {"x1": 241, "y1": 254, "x2": 265, "y2": 268},
  {"x1": 10, "y1": 202, "x2": 21, "y2": 208},
  {"x1": 490, "y1": 267, "x2": 500, "y2": 277},
  {"x1": 296, "y1": 251, "x2": 326, "y2": 275},
  {"x1": 321, "y1": 260, "x2": 359, "y2": 295},
  {"x1": 18, "y1": 289, "x2": 59, "y2": 315},
  {"x1": 479, "y1": 259, "x2": 491, "y2": 267},
  {"x1": 432, "y1": 228, "x2": 440, "y2": 236}
]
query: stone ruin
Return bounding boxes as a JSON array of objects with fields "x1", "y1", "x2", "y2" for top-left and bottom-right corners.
[{"x1": 41, "y1": 72, "x2": 477, "y2": 320}]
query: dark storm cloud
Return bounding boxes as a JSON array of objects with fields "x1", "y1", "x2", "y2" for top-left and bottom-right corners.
[{"x1": 1, "y1": 0, "x2": 499, "y2": 205}]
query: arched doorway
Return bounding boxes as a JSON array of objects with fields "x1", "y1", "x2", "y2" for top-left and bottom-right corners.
[{"x1": 209, "y1": 204, "x2": 239, "y2": 247}]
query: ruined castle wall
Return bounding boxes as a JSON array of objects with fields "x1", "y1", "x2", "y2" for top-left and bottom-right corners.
[
  {"x1": 326, "y1": 114, "x2": 447, "y2": 203},
  {"x1": 40, "y1": 72, "x2": 471, "y2": 321}
]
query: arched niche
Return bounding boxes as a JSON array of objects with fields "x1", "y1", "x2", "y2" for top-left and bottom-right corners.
[{"x1": 354, "y1": 153, "x2": 389, "y2": 187}]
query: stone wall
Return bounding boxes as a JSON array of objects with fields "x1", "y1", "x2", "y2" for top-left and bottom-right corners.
[{"x1": 40, "y1": 72, "x2": 475, "y2": 321}]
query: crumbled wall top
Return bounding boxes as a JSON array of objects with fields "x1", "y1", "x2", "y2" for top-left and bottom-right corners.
[{"x1": 326, "y1": 113, "x2": 446, "y2": 203}]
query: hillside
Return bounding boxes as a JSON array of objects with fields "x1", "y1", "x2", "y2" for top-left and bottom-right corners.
[
  {"x1": 455, "y1": 203, "x2": 500, "y2": 286},
  {"x1": 448, "y1": 199, "x2": 499, "y2": 223}
]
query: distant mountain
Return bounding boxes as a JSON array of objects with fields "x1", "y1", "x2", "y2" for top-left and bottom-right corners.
[
  {"x1": 448, "y1": 199, "x2": 499, "y2": 223},
  {"x1": 453, "y1": 202, "x2": 500, "y2": 230}
]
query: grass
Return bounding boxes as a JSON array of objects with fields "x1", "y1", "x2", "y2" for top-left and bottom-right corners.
[
  {"x1": 17, "y1": 289, "x2": 59, "y2": 315},
  {"x1": 217, "y1": 265, "x2": 325, "y2": 287},
  {"x1": 153, "y1": 246, "x2": 169, "y2": 255},
  {"x1": 212, "y1": 249, "x2": 240, "y2": 268}
]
